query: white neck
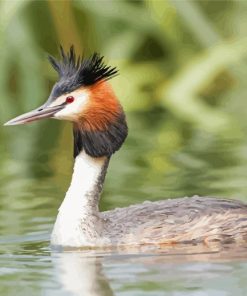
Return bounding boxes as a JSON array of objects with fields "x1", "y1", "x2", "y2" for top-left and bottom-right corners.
[{"x1": 51, "y1": 150, "x2": 109, "y2": 247}]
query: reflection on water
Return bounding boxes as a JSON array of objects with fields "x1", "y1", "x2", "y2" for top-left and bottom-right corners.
[
  {"x1": 52, "y1": 253, "x2": 114, "y2": 296},
  {"x1": 1, "y1": 112, "x2": 247, "y2": 295},
  {"x1": 52, "y1": 247, "x2": 247, "y2": 296},
  {"x1": 2, "y1": 243, "x2": 247, "y2": 296}
]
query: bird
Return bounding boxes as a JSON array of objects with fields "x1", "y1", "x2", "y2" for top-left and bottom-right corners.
[{"x1": 4, "y1": 46, "x2": 247, "y2": 249}]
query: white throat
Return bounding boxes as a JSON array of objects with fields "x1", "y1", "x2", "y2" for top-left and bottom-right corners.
[{"x1": 51, "y1": 150, "x2": 109, "y2": 247}]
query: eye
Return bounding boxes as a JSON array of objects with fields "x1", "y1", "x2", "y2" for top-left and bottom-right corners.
[{"x1": 66, "y1": 96, "x2": 74, "y2": 104}]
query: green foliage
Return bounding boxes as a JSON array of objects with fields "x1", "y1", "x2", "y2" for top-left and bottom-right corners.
[
  {"x1": 0, "y1": 0, "x2": 247, "y2": 121},
  {"x1": 1, "y1": 0, "x2": 247, "y2": 200},
  {"x1": 1, "y1": 3, "x2": 247, "y2": 294}
]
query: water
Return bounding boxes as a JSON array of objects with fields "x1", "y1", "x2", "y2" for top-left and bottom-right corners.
[{"x1": 1, "y1": 112, "x2": 247, "y2": 295}]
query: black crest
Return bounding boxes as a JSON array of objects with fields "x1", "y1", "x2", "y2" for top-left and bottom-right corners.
[{"x1": 48, "y1": 46, "x2": 118, "y2": 99}]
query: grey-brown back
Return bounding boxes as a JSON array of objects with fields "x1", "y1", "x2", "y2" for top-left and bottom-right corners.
[{"x1": 101, "y1": 196, "x2": 247, "y2": 247}]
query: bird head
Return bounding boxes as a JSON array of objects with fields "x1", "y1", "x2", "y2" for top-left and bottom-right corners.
[{"x1": 4, "y1": 46, "x2": 128, "y2": 158}]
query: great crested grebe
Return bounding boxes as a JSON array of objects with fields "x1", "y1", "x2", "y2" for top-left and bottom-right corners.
[{"x1": 4, "y1": 46, "x2": 247, "y2": 248}]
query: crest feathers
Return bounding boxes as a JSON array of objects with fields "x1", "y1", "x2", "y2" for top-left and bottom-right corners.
[{"x1": 48, "y1": 45, "x2": 118, "y2": 89}]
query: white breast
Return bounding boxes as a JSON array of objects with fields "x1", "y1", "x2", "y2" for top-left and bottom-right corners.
[{"x1": 51, "y1": 151, "x2": 109, "y2": 247}]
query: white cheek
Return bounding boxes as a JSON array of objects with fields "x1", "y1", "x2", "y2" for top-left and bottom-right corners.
[{"x1": 54, "y1": 92, "x2": 89, "y2": 121}]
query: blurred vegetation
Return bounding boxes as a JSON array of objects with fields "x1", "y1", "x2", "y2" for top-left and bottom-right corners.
[
  {"x1": 1, "y1": 2, "x2": 247, "y2": 294},
  {"x1": 0, "y1": 1, "x2": 246, "y2": 119},
  {"x1": 1, "y1": 0, "x2": 247, "y2": 210}
]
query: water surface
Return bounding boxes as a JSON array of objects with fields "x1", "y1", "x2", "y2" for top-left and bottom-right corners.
[{"x1": 1, "y1": 112, "x2": 247, "y2": 295}]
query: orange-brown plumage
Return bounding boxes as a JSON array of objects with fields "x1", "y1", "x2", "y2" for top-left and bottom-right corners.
[{"x1": 78, "y1": 82, "x2": 122, "y2": 132}]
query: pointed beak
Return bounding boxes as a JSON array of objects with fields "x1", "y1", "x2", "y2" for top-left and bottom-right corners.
[{"x1": 4, "y1": 103, "x2": 65, "y2": 126}]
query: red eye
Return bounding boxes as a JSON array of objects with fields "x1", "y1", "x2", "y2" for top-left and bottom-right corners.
[{"x1": 66, "y1": 96, "x2": 74, "y2": 104}]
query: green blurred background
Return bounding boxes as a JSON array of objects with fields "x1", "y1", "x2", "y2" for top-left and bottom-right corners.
[
  {"x1": 2, "y1": 1, "x2": 247, "y2": 294},
  {"x1": 1, "y1": 0, "x2": 247, "y2": 216}
]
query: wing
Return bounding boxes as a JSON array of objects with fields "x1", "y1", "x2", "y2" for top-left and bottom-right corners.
[{"x1": 102, "y1": 196, "x2": 247, "y2": 246}]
